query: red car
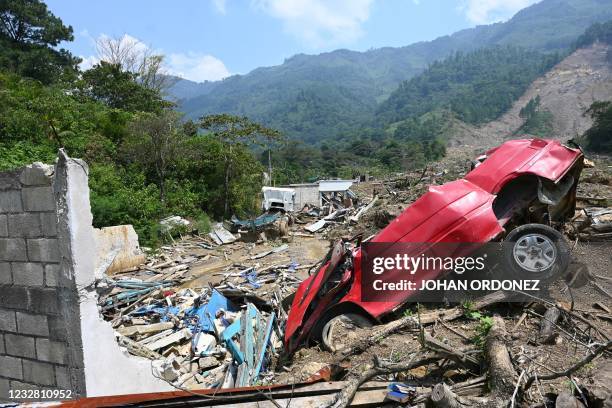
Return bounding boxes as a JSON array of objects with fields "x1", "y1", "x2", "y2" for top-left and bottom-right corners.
[{"x1": 284, "y1": 138, "x2": 584, "y2": 352}]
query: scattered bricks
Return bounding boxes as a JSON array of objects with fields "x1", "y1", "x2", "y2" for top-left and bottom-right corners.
[
  {"x1": 26, "y1": 239, "x2": 59, "y2": 263},
  {"x1": 44, "y1": 264, "x2": 60, "y2": 287},
  {"x1": 0, "y1": 191, "x2": 22, "y2": 213},
  {"x1": 19, "y1": 163, "x2": 54, "y2": 187},
  {"x1": 39, "y1": 213, "x2": 57, "y2": 237},
  {"x1": 0, "y1": 263, "x2": 11, "y2": 285},
  {"x1": 54, "y1": 366, "x2": 70, "y2": 390},
  {"x1": 36, "y1": 338, "x2": 66, "y2": 364},
  {"x1": 16, "y1": 312, "x2": 49, "y2": 337},
  {"x1": 0, "y1": 286, "x2": 28, "y2": 310},
  {"x1": 0, "y1": 215, "x2": 7, "y2": 237},
  {"x1": 11, "y1": 263, "x2": 44, "y2": 287},
  {"x1": 0, "y1": 355, "x2": 23, "y2": 380},
  {"x1": 27, "y1": 288, "x2": 59, "y2": 315},
  {"x1": 7, "y1": 214, "x2": 41, "y2": 238},
  {"x1": 0, "y1": 238, "x2": 27, "y2": 262},
  {"x1": 0, "y1": 308, "x2": 17, "y2": 332},
  {"x1": 21, "y1": 187, "x2": 55, "y2": 212},
  {"x1": 5, "y1": 334, "x2": 35, "y2": 359},
  {"x1": 22, "y1": 360, "x2": 55, "y2": 386}
]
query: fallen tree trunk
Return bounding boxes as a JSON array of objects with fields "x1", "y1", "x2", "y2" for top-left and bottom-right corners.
[
  {"x1": 485, "y1": 315, "x2": 516, "y2": 396},
  {"x1": 422, "y1": 333, "x2": 480, "y2": 369},
  {"x1": 336, "y1": 291, "x2": 509, "y2": 361},
  {"x1": 428, "y1": 383, "x2": 462, "y2": 408},
  {"x1": 324, "y1": 352, "x2": 445, "y2": 408}
]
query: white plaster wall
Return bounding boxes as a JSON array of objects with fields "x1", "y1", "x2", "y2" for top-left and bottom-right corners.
[
  {"x1": 60, "y1": 153, "x2": 173, "y2": 396},
  {"x1": 292, "y1": 185, "x2": 320, "y2": 209}
]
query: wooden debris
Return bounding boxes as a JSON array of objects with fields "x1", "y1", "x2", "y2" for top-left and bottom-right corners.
[{"x1": 538, "y1": 306, "x2": 562, "y2": 344}]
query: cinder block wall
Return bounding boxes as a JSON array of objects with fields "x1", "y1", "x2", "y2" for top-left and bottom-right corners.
[{"x1": 0, "y1": 162, "x2": 85, "y2": 401}]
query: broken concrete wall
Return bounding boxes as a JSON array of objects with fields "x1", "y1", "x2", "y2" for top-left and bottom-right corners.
[
  {"x1": 94, "y1": 225, "x2": 146, "y2": 277},
  {"x1": 0, "y1": 161, "x2": 85, "y2": 400},
  {"x1": 0, "y1": 152, "x2": 172, "y2": 402}
]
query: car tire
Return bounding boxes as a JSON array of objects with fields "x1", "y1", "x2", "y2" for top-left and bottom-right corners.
[
  {"x1": 320, "y1": 313, "x2": 372, "y2": 352},
  {"x1": 502, "y1": 223, "x2": 570, "y2": 284}
]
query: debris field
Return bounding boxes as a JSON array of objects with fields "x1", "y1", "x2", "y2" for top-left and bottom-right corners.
[{"x1": 95, "y1": 147, "x2": 612, "y2": 408}]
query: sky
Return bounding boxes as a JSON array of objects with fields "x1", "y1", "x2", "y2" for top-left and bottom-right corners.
[{"x1": 45, "y1": 0, "x2": 541, "y2": 83}]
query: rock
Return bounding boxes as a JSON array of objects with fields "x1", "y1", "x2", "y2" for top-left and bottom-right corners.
[
  {"x1": 584, "y1": 360, "x2": 612, "y2": 408},
  {"x1": 198, "y1": 356, "x2": 221, "y2": 370},
  {"x1": 152, "y1": 358, "x2": 181, "y2": 382},
  {"x1": 301, "y1": 362, "x2": 326, "y2": 377},
  {"x1": 555, "y1": 391, "x2": 581, "y2": 408}
]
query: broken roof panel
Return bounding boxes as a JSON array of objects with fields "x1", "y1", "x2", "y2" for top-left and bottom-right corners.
[{"x1": 317, "y1": 180, "x2": 354, "y2": 192}]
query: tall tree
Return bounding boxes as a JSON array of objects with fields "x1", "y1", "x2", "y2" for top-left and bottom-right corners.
[
  {"x1": 95, "y1": 35, "x2": 168, "y2": 92},
  {"x1": 80, "y1": 61, "x2": 169, "y2": 112},
  {"x1": 0, "y1": 0, "x2": 79, "y2": 83},
  {"x1": 124, "y1": 110, "x2": 186, "y2": 202},
  {"x1": 199, "y1": 114, "x2": 281, "y2": 216}
]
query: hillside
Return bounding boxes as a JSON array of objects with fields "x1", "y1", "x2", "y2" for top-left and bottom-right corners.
[
  {"x1": 173, "y1": 0, "x2": 612, "y2": 143},
  {"x1": 448, "y1": 43, "x2": 612, "y2": 147},
  {"x1": 375, "y1": 47, "x2": 562, "y2": 126}
]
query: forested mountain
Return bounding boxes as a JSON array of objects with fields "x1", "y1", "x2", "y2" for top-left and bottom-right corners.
[
  {"x1": 376, "y1": 47, "x2": 562, "y2": 126},
  {"x1": 174, "y1": 0, "x2": 612, "y2": 143}
]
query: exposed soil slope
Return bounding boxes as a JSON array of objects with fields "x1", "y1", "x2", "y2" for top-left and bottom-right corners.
[{"x1": 451, "y1": 43, "x2": 612, "y2": 148}]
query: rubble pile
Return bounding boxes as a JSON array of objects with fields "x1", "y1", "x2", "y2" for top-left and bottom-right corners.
[
  {"x1": 96, "y1": 232, "x2": 318, "y2": 391},
  {"x1": 91, "y1": 150, "x2": 611, "y2": 407}
]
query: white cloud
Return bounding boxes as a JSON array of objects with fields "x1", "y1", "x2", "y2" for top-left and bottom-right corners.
[
  {"x1": 166, "y1": 53, "x2": 231, "y2": 82},
  {"x1": 79, "y1": 55, "x2": 99, "y2": 70},
  {"x1": 461, "y1": 0, "x2": 539, "y2": 24},
  {"x1": 212, "y1": 0, "x2": 227, "y2": 14},
  {"x1": 78, "y1": 33, "x2": 230, "y2": 82},
  {"x1": 252, "y1": 0, "x2": 375, "y2": 48}
]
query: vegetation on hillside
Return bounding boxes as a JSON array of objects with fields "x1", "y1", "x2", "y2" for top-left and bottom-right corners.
[
  {"x1": 583, "y1": 101, "x2": 612, "y2": 152},
  {"x1": 517, "y1": 96, "x2": 554, "y2": 137},
  {"x1": 176, "y1": 0, "x2": 612, "y2": 143},
  {"x1": 3, "y1": 0, "x2": 611, "y2": 245},
  {"x1": 575, "y1": 19, "x2": 612, "y2": 63},
  {"x1": 0, "y1": 0, "x2": 276, "y2": 244},
  {"x1": 376, "y1": 47, "x2": 561, "y2": 126},
  {"x1": 575, "y1": 20, "x2": 612, "y2": 48}
]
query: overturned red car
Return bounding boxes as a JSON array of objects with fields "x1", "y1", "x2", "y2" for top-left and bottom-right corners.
[{"x1": 284, "y1": 138, "x2": 584, "y2": 353}]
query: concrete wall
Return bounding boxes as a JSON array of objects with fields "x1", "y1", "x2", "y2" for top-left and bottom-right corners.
[
  {"x1": 0, "y1": 152, "x2": 171, "y2": 402},
  {"x1": 94, "y1": 225, "x2": 146, "y2": 277},
  {"x1": 0, "y1": 161, "x2": 86, "y2": 401}
]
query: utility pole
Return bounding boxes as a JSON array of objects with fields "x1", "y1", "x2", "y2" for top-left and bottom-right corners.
[{"x1": 268, "y1": 148, "x2": 273, "y2": 186}]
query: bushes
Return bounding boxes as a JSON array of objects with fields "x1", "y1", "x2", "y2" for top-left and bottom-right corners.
[{"x1": 583, "y1": 101, "x2": 612, "y2": 153}]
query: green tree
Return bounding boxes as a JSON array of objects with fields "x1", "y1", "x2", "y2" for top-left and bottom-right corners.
[
  {"x1": 123, "y1": 110, "x2": 187, "y2": 203},
  {"x1": 80, "y1": 61, "x2": 169, "y2": 113},
  {"x1": 199, "y1": 114, "x2": 281, "y2": 216},
  {"x1": 0, "y1": 0, "x2": 78, "y2": 83},
  {"x1": 583, "y1": 101, "x2": 612, "y2": 152}
]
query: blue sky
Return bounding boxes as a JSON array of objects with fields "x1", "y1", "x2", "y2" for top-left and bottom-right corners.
[{"x1": 45, "y1": 0, "x2": 540, "y2": 82}]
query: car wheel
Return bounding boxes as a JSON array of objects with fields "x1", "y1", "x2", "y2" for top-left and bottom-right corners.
[
  {"x1": 320, "y1": 313, "x2": 372, "y2": 352},
  {"x1": 503, "y1": 223, "x2": 570, "y2": 283}
]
